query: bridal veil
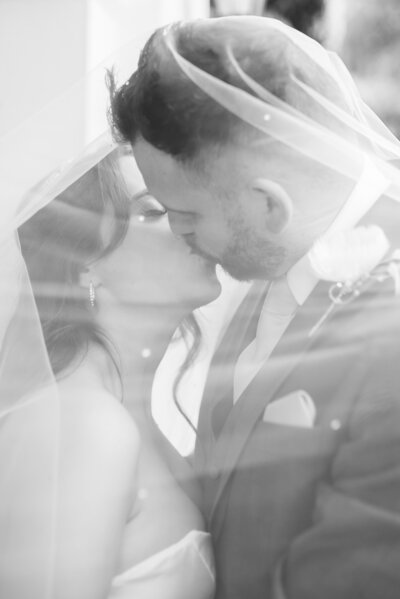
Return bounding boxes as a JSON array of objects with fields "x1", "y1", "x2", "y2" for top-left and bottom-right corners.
[{"x1": 0, "y1": 38, "x2": 142, "y2": 597}]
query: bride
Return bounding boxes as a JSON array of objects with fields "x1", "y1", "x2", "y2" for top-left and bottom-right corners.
[{"x1": 7, "y1": 146, "x2": 220, "y2": 598}]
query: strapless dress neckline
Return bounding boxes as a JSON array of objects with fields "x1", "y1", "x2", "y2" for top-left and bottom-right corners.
[{"x1": 110, "y1": 530, "x2": 215, "y2": 598}]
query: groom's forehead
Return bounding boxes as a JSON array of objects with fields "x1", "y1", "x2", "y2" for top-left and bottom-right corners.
[
  {"x1": 132, "y1": 140, "x2": 208, "y2": 207},
  {"x1": 133, "y1": 136, "x2": 297, "y2": 206}
]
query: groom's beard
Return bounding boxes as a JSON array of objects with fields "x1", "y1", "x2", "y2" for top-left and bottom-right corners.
[
  {"x1": 183, "y1": 230, "x2": 286, "y2": 282},
  {"x1": 220, "y1": 231, "x2": 287, "y2": 282}
]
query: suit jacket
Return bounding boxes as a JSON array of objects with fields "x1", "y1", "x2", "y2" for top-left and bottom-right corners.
[{"x1": 194, "y1": 277, "x2": 400, "y2": 599}]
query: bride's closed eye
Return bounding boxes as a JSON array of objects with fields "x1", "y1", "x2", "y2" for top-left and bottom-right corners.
[{"x1": 132, "y1": 190, "x2": 167, "y2": 220}]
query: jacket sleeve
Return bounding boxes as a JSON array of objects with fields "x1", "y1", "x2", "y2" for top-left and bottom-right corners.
[{"x1": 273, "y1": 335, "x2": 400, "y2": 599}]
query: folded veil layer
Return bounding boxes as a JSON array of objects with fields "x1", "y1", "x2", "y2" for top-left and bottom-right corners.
[{"x1": 164, "y1": 16, "x2": 400, "y2": 226}]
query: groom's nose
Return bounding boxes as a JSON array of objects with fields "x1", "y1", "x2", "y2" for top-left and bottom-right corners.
[{"x1": 167, "y1": 211, "x2": 195, "y2": 236}]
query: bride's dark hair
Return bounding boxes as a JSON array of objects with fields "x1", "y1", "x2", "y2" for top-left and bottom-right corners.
[
  {"x1": 19, "y1": 150, "x2": 130, "y2": 376},
  {"x1": 18, "y1": 149, "x2": 200, "y2": 425}
]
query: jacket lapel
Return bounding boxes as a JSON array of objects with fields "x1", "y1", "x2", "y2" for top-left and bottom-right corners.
[
  {"x1": 209, "y1": 280, "x2": 333, "y2": 529},
  {"x1": 194, "y1": 281, "x2": 269, "y2": 474}
]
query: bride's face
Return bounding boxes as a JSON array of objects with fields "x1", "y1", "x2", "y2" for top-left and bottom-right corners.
[{"x1": 95, "y1": 154, "x2": 221, "y2": 309}]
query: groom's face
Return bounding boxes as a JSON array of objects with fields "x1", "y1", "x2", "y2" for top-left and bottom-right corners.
[{"x1": 134, "y1": 139, "x2": 291, "y2": 281}]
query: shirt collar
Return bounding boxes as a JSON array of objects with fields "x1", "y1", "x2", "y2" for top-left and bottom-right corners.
[{"x1": 286, "y1": 252, "x2": 318, "y2": 306}]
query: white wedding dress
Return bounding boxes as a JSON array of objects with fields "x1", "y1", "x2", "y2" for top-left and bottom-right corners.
[{"x1": 109, "y1": 530, "x2": 215, "y2": 598}]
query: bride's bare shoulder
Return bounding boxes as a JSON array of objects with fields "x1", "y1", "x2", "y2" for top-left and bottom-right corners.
[{"x1": 56, "y1": 353, "x2": 140, "y2": 462}]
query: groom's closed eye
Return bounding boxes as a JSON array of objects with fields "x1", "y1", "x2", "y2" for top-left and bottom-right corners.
[{"x1": 131, "y1": 190, "x2": 167, "y2": 220}]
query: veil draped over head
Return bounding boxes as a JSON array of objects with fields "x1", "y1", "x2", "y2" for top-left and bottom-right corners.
[
  {"x1": 2, "y1": 14, "x2": 400, "y2": 596},
  {"x1": 162, "y1": 17, "x2": 400, "y2": 235},
  {"x1": 0, "y1": 38, "x2": 142, "y2": 597}
]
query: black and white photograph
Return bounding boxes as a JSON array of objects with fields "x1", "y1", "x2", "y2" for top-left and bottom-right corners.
[{"x1": 1, "y1": 1, "x2": 400, "y2": 597}]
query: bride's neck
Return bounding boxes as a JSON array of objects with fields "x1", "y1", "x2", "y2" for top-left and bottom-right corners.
[{"x1": 95, "y1": 302, "x2": 189, "y2": 403}]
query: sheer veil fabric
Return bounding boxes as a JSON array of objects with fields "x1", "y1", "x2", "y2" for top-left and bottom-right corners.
[
  {"x1": 164, "y1": 17, "x2": 400, "y2": 228},
  {"x1": 2, "y1": 14, "x2": 400, "y2": 598},
  {"x1": 0, "y1": 38, "x2": 143, "y2": 598}
]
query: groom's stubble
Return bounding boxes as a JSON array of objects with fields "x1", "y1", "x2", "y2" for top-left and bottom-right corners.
[
  {"x1": 219, "y1": 205, "x2": 287, "y2": 281},
  {"x1": 185, "y1": 187, "x2": 287, "y2": 282}
]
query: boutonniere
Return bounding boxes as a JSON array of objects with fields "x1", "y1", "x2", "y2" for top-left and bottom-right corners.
[{"x1": 307, "y1": 225, "x2": 400, "y2": 337}]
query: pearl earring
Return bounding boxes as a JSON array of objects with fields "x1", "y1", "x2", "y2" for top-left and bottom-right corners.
[{"x1": 89, "y1": 280, "x2": 96, "y2": 308}]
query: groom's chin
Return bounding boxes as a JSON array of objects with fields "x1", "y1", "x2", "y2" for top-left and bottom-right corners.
[
  {"x1": 219, "y1": 260, "x2": 266, "y2": 283},
  {"x1": 219, "y1": 245, "x2": 288, "y2": 282}
]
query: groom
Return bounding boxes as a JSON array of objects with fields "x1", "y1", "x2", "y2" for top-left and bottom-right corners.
[{"x1": 110, "y1": 17, "x2": 400, "y2": 599}]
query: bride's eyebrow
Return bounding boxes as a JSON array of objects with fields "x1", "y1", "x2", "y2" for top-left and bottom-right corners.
[{"x1": 131, "y1": 189, "x2": 150, "y2": 202}]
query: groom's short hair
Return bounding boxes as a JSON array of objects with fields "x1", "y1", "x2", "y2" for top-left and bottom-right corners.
[{"x1": 110, "y1": 18, "x2": 348, "y2": 165}]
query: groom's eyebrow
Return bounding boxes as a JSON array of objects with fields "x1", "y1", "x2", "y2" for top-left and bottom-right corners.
[
  {"x1": 167, "y1": 207, "x2": 193, "y2": 214},
  {"x1": 131, "y1": 191, "x2": 193, "y2": 215}
]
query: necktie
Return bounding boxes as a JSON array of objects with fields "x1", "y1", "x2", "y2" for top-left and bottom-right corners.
[
  {"x1": 233, "y1": 277, "x2": 297, "y2": 402},
  {"x1": 211, "y1": 283, "x2": 269, "y2": 438}
]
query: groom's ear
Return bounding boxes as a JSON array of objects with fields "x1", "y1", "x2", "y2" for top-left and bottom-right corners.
[{"x1": 252, "y1": 178, "x2": 293, "y2": 234}]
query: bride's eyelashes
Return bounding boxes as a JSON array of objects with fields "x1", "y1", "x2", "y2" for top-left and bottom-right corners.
[{"x1": 131, "y1": 192, "x2": 167, "y2": 220}]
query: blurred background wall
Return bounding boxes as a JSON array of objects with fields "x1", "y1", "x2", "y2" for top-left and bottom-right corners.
[
  {"x1": 325, "y1": 0, "x2": 400, "y2": 138},
  {"x1": 212, "y1": 0, "x2": 324, "y2": 38},
  {"x1": 0, "y1": 0, "x2": 209, "y2": 137}
]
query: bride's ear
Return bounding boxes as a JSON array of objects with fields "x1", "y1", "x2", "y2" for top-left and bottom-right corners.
[
  {"x1": 252, "y1": 178, "x2": 293, "y2": 234},
  {"x1": 79, "y1": 267, "x2": 101, "y2": 289}
]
